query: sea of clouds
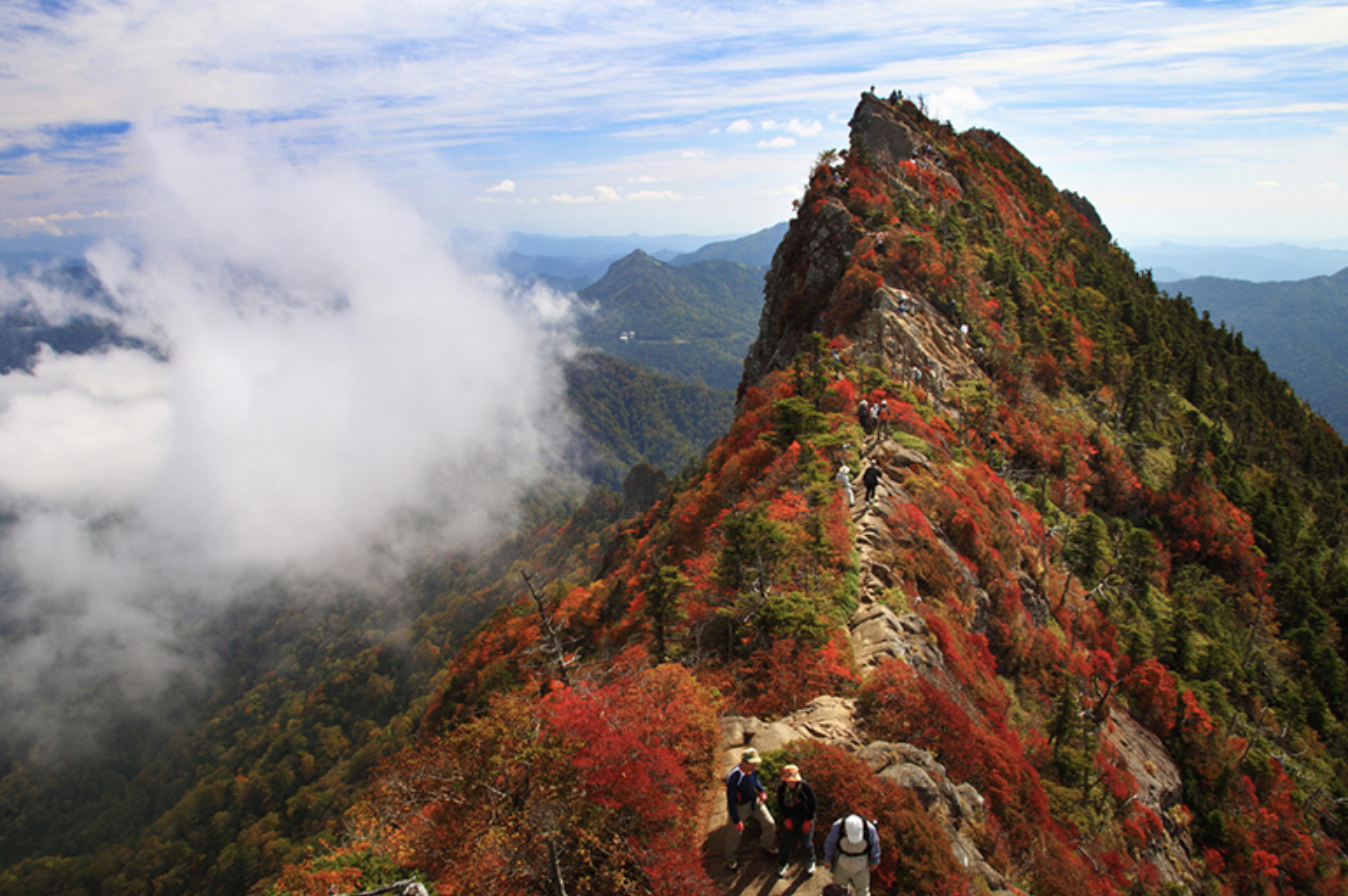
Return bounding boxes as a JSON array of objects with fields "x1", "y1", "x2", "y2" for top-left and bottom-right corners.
[{"x1": 0, "y1": 130, "x2": 579, "y2": 748}]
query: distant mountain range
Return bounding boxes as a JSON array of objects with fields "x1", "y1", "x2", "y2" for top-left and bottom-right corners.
[
  {"x1": 453, "y1": 222, "x2": 787, "y2": 291},
  {"x1": 669, "y1": 221, "x2": 789, "y2": 267},
  {"x1": 1132, "y1": 242, "x2": 1348, "y2": 282},
  {"x1": 1159, "y1": 268, "x2": 1348, "y2": 438}
]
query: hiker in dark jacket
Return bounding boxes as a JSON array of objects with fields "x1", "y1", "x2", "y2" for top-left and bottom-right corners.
[
  {"x1": 774, "y1": 764, "x2": 818, "y2": 878},
  {"x1": 723, "y1": 747, "x2": 776, "y2": 869},
  {"x1": 862, "y1": 458, "x2": 882, "y2": 509}
]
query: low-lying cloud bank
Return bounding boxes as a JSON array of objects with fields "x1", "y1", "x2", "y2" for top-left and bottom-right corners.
[{"x1": 0, "y1": 130, "x2": 579, "y2": 748}]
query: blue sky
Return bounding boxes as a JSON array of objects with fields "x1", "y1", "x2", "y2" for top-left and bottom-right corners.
[{"x1": 2, "y1": 0, "x2": 1346, "y2": 248}]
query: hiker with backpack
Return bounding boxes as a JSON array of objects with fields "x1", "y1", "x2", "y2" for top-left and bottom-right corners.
[
  {"x1": 723, "y1": 747, "x2": 776, "y2": 870},
  {"x1": 774, "y1": 764, "x2": 817, "y2": 878},
  {"x1": 823, "y1": 814, "x2": 881, "y2": 896}
]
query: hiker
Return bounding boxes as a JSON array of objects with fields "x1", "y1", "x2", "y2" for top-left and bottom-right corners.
[
  {"x1": 862, "y1": 459, "x2": 882, "y2": 509},
  {"x1": 724, "y1": 747, "x2": 776, "y2": 870},
  {"x1": 868, "y1": 402, "x2": 880, "y2": 436},
  {"x1": 836, "y1": 462, "x2": 854, "y2": 505},
  {"x1": 878, "y1": 399, "x2": 890, "y2": 438},
  {"x1": 823, "y1": 814, "x2": 881, "y2": 896},
  {"x1": 858, "y1": 399, "x2": 870, "y2": 433},
  {"x1": 775, "y1": 764, "x2": 818, "y2": 878}
]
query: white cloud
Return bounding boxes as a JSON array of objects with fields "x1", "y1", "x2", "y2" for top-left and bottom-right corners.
[
  {"x1": 595, "y1": 185, "x2": 621, "y2": 201},
  {"x1": 927, "y1": 86, "x2": 989, "y2": 125},
  {"x1": 1256, "y1": 180, "x2": 1281, "y2": 189},
  {"x1": 764, "y1": 118, "x2": 823, "y2": 137},
  {"x1": 626, "y1": 190, "x2": 679, "y2": 201},
  {"x1": 1317, "y1": 182, "x2": 1340, "y2": 191},
  {"x1": 487, "y1": 179, "x2": 516, "y2": 193},
  {"x1": 2, "y1": 209, "x2": 120, "y2": 237},
  {"x1": 3, "y1": 216, "x2": 65, "y2": 237},
  {"x1": 758, "y1": 136, "x2": 797, "y2": 149},
  {"x1": 727, "y1": 119, "x2": 753, "y2": 134},
  {"x1": 0, "y1": 127, "x2": 578, "y2": 744}
]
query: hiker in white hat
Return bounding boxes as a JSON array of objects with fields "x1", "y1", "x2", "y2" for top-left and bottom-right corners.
[{"x1": 823, "y1": 813, "x2": 881, "y2": 895}]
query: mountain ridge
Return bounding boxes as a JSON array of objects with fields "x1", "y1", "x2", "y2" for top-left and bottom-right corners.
[
  {"x1": 4, "y1": 91, "x2": 1347, "y2": 896},
  {"x1": 288, "y1": 90, "x2": 1344, "y2": 895}
]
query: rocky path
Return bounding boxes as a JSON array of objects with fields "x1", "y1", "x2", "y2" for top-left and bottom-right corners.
[
  {"x1": 695, "y1": 293, "x2": 1004, "y2": 892},
  {"x1": 697, "y1": 430, "x2": 947, "y2": 894}
]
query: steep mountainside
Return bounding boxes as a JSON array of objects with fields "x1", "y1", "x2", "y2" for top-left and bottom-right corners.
[
  {"x1": 1160, "y1": 268, "x2": 1348, "y2": 438},
  {"x1": 563, "y1": 350, "x2": 733, "y2": 489},
  {"x1": 575, "y1": 249, "x2": 764, "y2": 391},
  {"x1": 270, "y1": 90, "x2": 1348, "y2": 896},
  {"x1": 5, "y1": 91, "x2": 1347, "y2": 896}
]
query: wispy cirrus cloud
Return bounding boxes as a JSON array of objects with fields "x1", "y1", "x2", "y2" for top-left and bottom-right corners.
[{"x1": 1, "y1": 0, "x2": 1344, "y2": 242}]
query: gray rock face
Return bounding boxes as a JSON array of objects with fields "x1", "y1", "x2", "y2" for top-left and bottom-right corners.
[
  {"x1": 741, "y1": 199, "x2": 860, "y2": 390},
  {"x1": 849, "y1": 602, "x2": 945, "y2": 672},
  {"x1": 848, "y1": 93, "x2": 922, "y2": 167}
]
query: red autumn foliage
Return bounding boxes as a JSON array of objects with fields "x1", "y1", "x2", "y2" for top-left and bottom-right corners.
[
  {"x1": 1121, "y1": 658, "x2": 1178, "y2": 737},
  {"x1": 783, "y1": 740, "x2": 973, "y2": 896},
  {"x1": 1159, "y1": 477, "x2": 1264, "y2": 583},
  {"x1": 353, "y1": 662, "x2": 721, "y2": 896},
  {"x1": 857, "y1": 660, "x2": 1056, "y2": 852},
  {"x1": 734, "y1": 632, "x2": 860, "y2": 717}
]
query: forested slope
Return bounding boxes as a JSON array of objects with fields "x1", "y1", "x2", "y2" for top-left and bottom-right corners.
[
  {"x1": 575, "y1": 250, "x2": 764, "y2": 391},
  {"x1": 1160, "y1": 268, "x2": 1348, "y2": 438}
]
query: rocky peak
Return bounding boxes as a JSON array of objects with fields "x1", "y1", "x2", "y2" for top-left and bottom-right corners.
[
  {"x1": 848, "y1": 91, "x2": 924, "y2": 167},
  {"x1": 740, "y1": 92, "x2": 973, "y2": 404}
]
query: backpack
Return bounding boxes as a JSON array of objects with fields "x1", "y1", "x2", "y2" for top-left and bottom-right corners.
[{"x1": 836, "y1": 817, "x2": 878, "y2": 857}]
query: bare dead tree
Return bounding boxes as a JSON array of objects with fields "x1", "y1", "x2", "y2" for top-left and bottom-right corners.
[{"x1": 522, "y1": 570, "x2": 574, "y2": 689}]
